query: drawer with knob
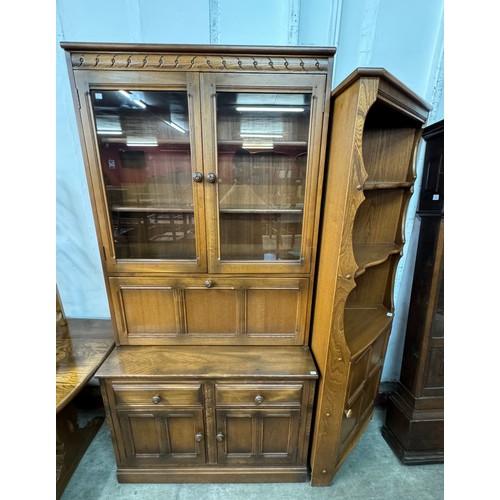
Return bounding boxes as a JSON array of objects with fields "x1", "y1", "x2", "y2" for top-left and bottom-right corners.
[
  {"x1": 111, "y1": 382, "x2": 203, "y2": 407},
  {"x1": 215, "y1": 383, "x2": 304, "y2": 407}
]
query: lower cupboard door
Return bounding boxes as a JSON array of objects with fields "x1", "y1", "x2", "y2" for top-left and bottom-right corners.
[
  {"x1": 117, "y1": 409, "x2": 206, "y2": 466},
  {"x1": 216, "y1": 409, "x2": 301, "y2": 465}
]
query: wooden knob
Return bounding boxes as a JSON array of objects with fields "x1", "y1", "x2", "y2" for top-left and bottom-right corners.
[
  {"x1": 255, "y1": 395, "x2": 264, "y2": 405},
  {"x1": 152, "y1": 394, "x2": 161, "y2": 404},
  {"x1": 195, "y1": 432, "x2": 204, "y2": 442},
  {"x1": 205, "y1": 279, "x2": 213, "y2": 288},
  {"x1": 216, "y1": 432, "x2": 225, "y2": 442}
]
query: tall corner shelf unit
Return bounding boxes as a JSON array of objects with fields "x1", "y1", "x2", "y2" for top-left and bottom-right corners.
[
  {"x1": 61, "y1": 41, "x2": 431, "y2": 487},
  {"x1": 308, "y1": 68, "x2": 431, "y2": 486}
]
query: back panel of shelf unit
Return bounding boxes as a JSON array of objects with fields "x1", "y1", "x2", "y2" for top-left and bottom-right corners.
[
  {"x1": 352, "y1": 189, "x2": 407, "y2": 246},
  {"x1": 362, "y1": 101, "x2": 420, "y2": 184}
]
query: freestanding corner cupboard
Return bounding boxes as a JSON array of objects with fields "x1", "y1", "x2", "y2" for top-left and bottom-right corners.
[{"x1": 61, "y1": 42, "x2": 431, "y2": 486}]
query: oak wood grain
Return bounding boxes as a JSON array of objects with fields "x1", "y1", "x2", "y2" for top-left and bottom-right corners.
[
  {"x1": 309, "y1": 69, "x2": 429, "y2": 486},
  {"x1": 96, "y1": 345, "x2": 317, "y2": 379}
]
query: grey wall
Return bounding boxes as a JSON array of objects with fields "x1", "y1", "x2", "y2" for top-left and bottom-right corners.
[{"x1": 56, "y1": 0, "x2": 444, "y2": 381}]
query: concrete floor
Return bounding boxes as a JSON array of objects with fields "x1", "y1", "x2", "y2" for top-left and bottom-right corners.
[{"x1": 61, "y1": 404, "x2": 444, "y2": 500}]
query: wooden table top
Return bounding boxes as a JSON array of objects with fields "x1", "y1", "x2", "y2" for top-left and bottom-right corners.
[{"x1": 56, "y1": 318, "x2": 115, "y2": 413}]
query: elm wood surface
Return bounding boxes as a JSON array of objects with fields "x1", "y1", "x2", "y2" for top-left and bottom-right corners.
[
  {"x1": 62, "y1": 42, "x2": 334, "y2": 485},
  {"x1": 96, "y1": 345, "x2": 317, "y2": 483},
  {"x1": 382, "y1": 120, "x2": 444, "y2": 464},
  {"x1": 309, "y1": 69, "x2": 430, "y2": 486},
  {"x1": 62, "y1": 43, "x2": 334, "y2": 349},
  {"x1": 61, "y1": 42, "x2": 336, "y2": 73},
  {"x1": 96, "y1": 345, "x2": 317, "y2": 378},
  {"x1": 56, "y1": 318, "x2": 115, "y2": 498},
  {"x1": 108, "y1": 276, "x2": 310, "y2": 345}
]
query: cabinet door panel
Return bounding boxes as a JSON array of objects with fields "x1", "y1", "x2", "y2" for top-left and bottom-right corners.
[
  {"x1": 200, "y1": 73, "x2": 326, "y2": 275},
  {"x1": 74, "y1": 71, "x2": 207, "y2": 274},
  {"x1": 247, "y1": 288, "x2": 300, "y2": 335},
  {"x1": 224, "y1": 413, "x2": 255, "y2": 458},
  {"x1": 184, "y1": 288, "x2": 238, "y2": 334},
  {"x1": 118, "y1": 409, "x2": 206, "y2": 466},
  {"x1": 110, "y1": 277, "x2": 309, "y2": 345},
  {"x1": 120, "y1": 287, "x2": 178, "y2": 335},
  {"x1": 262, "y1": 414, "x2": 294, "y2": 455},
  {"x1": 216, "y1": 409, "x2": 300, "y2": 465}
]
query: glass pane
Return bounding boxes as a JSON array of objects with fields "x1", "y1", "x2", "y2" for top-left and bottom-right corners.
[
  {"x1": 216, "y1": 92, "x2": 311, "y2": 261},
  {"x1": 91, "y1": 90, "x2": 195, "y2": 260}
]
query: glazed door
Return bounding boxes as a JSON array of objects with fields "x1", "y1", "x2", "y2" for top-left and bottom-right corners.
[
  {"x1": 200, "y1": 73, "x2": 327, "y2": 274},
  {"x1": 74, "y1": 71, "x2": 207, "y2": 273}
]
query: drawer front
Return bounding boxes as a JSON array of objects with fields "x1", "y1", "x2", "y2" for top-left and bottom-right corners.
[
  {"x1": 112, "y1": 383, "x2": 203, "y2": 407},
  {"x1": 215, "y1": 384, "x2": 304, "y2": 407},
  {"x1": 109, "y1": 276, "x2": 310, "y2": 345}
]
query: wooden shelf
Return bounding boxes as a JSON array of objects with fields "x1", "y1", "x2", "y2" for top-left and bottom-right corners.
[
  {"x1": 103, "y1": 138, "x2": 191, "y2": 147},
  {"x1": 111, "y1": 205, "x2": 194, "y2": 213},
  {"x1": 353, "y1": 243, "x2": 402, "y2": 277},
  {"x1": 362, "y1": 181, "x2": 413, "y2": 190},
  {"x1": 220, "y1": 207, "x2": 303, "y2": 214},
  {"x1": 343, "y1": 306, "x2": 392, "y2": 358}
]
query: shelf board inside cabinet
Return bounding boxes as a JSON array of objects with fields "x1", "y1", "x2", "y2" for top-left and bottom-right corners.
[
  {"x1": 353, "y1": 243, "x2": 402, "y2": 277},
  {"x1": 343, "y1": 307, "x2": 392, "y2": 358},
  {"x1": 362, "y1": 181, "x2": 414, "y2": 190},
  {"x1": 219, "y1": 208, "x2": 303, "y2": 214},
  {"x1": 111, "y1": 205, "x2": 195, "y2": 213}
]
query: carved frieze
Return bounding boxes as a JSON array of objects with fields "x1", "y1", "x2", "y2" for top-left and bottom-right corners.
[{"x1": 69, "y1": 52, "x2": 330, "y2": 73}]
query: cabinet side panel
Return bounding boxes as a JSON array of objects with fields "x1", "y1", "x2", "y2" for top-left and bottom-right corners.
[{"x1": 310, "y1": 78, "x2": 380, "y2": 486}]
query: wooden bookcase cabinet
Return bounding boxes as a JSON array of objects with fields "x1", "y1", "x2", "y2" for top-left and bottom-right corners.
[
  {"x1": 62, "y1": 42, "x2": 334, "y2": 484},
  {"x1": 62, "y1": 42, "x2": 430, "y2": 486}
]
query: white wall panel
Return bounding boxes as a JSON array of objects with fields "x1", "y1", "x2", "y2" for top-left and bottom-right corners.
[{"x1": 217, "y1": 0, "x2": 292, "y2": 45}]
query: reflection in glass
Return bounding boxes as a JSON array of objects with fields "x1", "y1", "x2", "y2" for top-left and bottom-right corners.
[
  {"x1": 216, "y1": 92, "x2": 311, "y2": 261},
  {"x1": 91, "y1": 90, "x2": 196, "y2": 260}
]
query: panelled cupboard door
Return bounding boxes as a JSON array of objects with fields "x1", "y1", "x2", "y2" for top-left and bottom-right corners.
[
  {"x1": 73, "y1": 70, "x2": 208, "y2": 274},
  {"x1": 200, "y1": 73, "x2": 327, "y2": 275},
  {"x1": 109, "y1": 276, "x2": 310, "y2": 345},
  {"x1": 215, "y1": 409, "x2": 301, "y2": 465},
  {"x1": 117, "y1": 409, "x2": 206, "y2": 466}
]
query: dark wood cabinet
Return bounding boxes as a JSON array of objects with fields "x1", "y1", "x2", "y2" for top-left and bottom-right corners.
[{"x1": 382, "y1": 119, "x2": 444, "y2": 464}]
